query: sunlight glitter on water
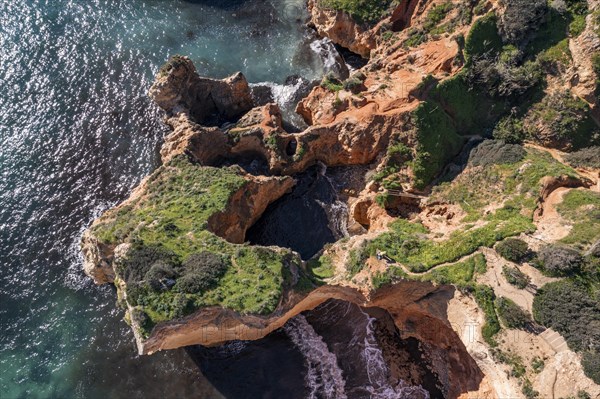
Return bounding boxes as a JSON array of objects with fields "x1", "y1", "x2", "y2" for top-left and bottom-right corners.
[{"x1": 0, "y1": 0, "x2": 325, "y2": 397}]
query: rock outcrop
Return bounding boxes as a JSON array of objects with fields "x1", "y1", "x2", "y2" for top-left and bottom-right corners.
[
  {"x1": 307, "y1": 0, "x2": 377, "y2": 58},
  {"x1": 148, "y1": 56, "x2": 253, "y2": 124}
]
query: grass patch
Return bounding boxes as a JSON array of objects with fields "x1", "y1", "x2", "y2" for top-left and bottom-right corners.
[
  {"x1": 369, "y1": 207, "x2": 534, "y2": 272},
  {"x1": 421, "y1": 253, "x2": 486, "y2": 286},
  {"x1": 91, "y1": 156, "x2": 303, "y2": 333},
  {"x1": 557, "y1": 189, "x2": 600, "y2": 249}
]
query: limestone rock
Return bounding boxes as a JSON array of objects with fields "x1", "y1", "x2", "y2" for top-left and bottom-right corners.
[
  {"x1": 307, "y1": 0, "x2": 376, "y2": 58},
  {"x1": 148, "y1": 55, "x2": 253, "y2": 124}
]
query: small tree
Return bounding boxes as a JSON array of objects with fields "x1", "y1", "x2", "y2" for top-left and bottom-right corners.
[
  {"x1": 503, "y1": 265, "x2": 531, "y2": 289},
  {"x1": 496, "y1": 238, "x2": 529, "y2": 262}
]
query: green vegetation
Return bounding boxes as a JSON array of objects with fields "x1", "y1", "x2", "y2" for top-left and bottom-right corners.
[
  {"x1": 321, "y1": 74, "x2": 344, "y2": 92},
  {"x1": 523, "y1": 90, "x2": 599, "y2": 151},
  {"x1": 464, "y1": 13, "x2": 503, "y2": 63},
  {"x1": 565, "y1": 0, "x2": 590, "y2": 37},
  {"x1": 502, "y1": 265, "x2": 530, "y2": 289},
  {"x1": 496, "y1": 238, "x2": 529, "y2": 263},
  {"x1": 432, "y1": 148, "x2": 578, "y2": 221},
  {"x1": 491, "y1": 348, "x2": 527, "y2": 378},
  {"x1": 410, "y1": 101, "x2": 465, "y2": 189},
  {"x1": 582, "y1": 352, "x2": 600, "y2": 385},
  {"x1": 91, "y1": 156, "x2": 303, "y2": 336},
  {"x1": 533, "y1": 279, "x2": 600, "y2": 382},
  {"x1": 533, "y1": 245, "x2": 584, "y2": 277},
  {"x1": 474, "y1": 285, "x2": 501, "y2": 346},
  {"x1": 537, "y1": 39, "x2": 571, "y2": 69},
  {"x1": 373, "y1": 141, "x2": 412, "y2": 189},
  {"x1": 493, "y1": 115, "x2": 526, "y2": 144},
  {"x1": 557, "y1": 190, "x2": 600, "y2": 249},
  {"x1": 531, "y1": 357, "x2": 545, "y2": 373},
  {"x1": 468, "y1": 140, "x2": 526, "y2": 167},
  {"x1": 564, "y1": 146, "x2": 600, "y2": 169},
  {"x1": 495, "y1": 297, "x2": 532, "y2": 329},
  {"x1": 308, "y1": 254, "x2": 335, "y2": 280},
  {"x1": 421, "y1": 253, "x2": 487, "y2": 286},
  {"x1": 403, "y1": 1, "x2": 455, "y2": 48},
  {"x1": 347, "y1": 242, "x2": 369, "y2": 278},
  {"x1": 497, "y1": 0, "x2": 547, "y2": 44},
  {"x1": 320, "y1": 0, "x2": 394, "y2": 24},
  {"x1": 522, "y1": 379, "x2": 540, "y2": 399}
]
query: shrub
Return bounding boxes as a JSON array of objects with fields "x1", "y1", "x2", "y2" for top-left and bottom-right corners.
[
  {"x1": 320, "y1": 0, "x2": 393, "y2": 24},
  {"x1": 474, "y1": 285, "x2": 501, "y2": 346},
  {"x1": 502, "y1": 265, "x2": 531, "y2": 289},
  {"x1": 557, "y1": 190, "x2": 600, "y2": 248},
  {"x1": 343, "y1": 76, "x2": 365, "y2": 94},
  {"x1": 534, "y1": 245, "x2": 583, "y2": 277},
  {"x1": 582, "y1": 351, "x2": 600, "y2": 385},
  {"x1": 524, "y1": 91, "x2": 599, "y2": 151},
  {"x1": 116, "y1": 244, "x2": 178, "y2": 285},
  {"x1": 533, "y1": 280, "x2": 600, "y2": 352},
  {"x1": 493, "y1": 115, "x2": 526, "y2": 144},
  {"x1": 531, "y1": 357, "x2": 545, "y2": 373},
  {"x1": 175, "y1": 252, "x2": 230, "y2": 293},
  {"x1": 464, "y1": 13, "x2": 503, "y2": 61},
  {"x1": 521, "y1": 379, "x2": 540, "y2": 399},
  {"x1": 321, "y1": 74, "x2": 344, "y2": 92},
  {"x1": 468, "y1": 140, "x2": 526, "y2": 167},
  {"x1": 496, "y1": 238, "x2": 529, "y2": 262},
  {"x1": 411, "y1": 101, "x2": 465, "y2": 188},
  {"x1": 564, "y1": 146, "x2": 600, "y2": 169},
  {"x1": 347, "y1": 243, "x2": 369, "y2": 277},
  {"x1": 495, "y1": 297, "x2": 532, "y2": 329},
  {"x1": 145, "y1": 261, "x2": 176, "y2": 291},
  {"x1": 497, "y1": 0, "x2": 547, "y2": 44}
]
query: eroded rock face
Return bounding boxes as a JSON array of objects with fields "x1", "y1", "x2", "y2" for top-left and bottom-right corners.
[
  {"x1": 569, "y1": 8, "x2": 600, "y2": 103},
  {"x1": 207, "y1": 174, "x2": 295, "y2": 244},
  {"x1": 81, "y1": 230, "x2": 116, "y2": 284},
  {"x1": 148, "y1": 56, "x2": 253, "y2": 124},
  {"x1": 307, "y1": 0, "x2": 377, "y2": 58},
  {"x1": 139, "y1": 281, "x2": 484, "y2": 399}
]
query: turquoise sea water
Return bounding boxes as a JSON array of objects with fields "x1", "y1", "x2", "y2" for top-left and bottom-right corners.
[{"x1": 0, "y1": 1, "x2": 325, "y2": 397}]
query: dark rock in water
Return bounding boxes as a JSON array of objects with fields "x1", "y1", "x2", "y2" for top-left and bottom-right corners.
[
  {"x1": 246, "y1": 165, "x2": 342, "y2": 259},
  {"x1": 251, "y1": 84, "x2": 275, "y2": 106}
]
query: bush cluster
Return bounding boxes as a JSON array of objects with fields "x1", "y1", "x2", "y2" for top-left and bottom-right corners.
[
  {"x1": 496, "y1": 238, "x2": 529, "y2": 262},
  {"x1": 534, "y1": 245, "x2": 583, "y2": 277},
  {"x1": 524, "y1": 90, "x2": 599, "y2": 151},
  {"x1": 564, "y1": 146, "x2": 600, "y2": 169},
  {"x1": 468, "y1": 140, "x2": 526, "y2": 167},
  {"x1": 502, "y1": 265, "x2": 530, "y2": 289},
  {"x1": 533, "y1": 280, "x2": 600, "y2": 353},
  {"x1": 495, "y1": 297, "x2": 532, "y2": 329},
  {"x1": 320, "y1": 0, "x2": 393, "y2": 24},
  {"x1": 497, "y1": 0, "x2": 547, "y2": 43},
  {"x1": 174, "y1": 252, "x2": 230, "y2": 293},
  {"x1": 493, "y1": 115, "x2": 525, "y2": 144}
]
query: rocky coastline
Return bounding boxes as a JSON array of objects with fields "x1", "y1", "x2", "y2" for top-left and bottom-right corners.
[{"x1": 82, "y1": 0, "x2": 600, "y2": 397}]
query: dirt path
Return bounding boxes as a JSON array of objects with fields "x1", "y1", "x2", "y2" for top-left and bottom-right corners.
[{"x1": 533, "y1": 186, "x2": 572, "y2": 242}]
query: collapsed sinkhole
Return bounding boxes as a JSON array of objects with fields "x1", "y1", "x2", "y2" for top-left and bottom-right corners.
[
  {"x1": 245, "y1": 164, "x2": 348, "y2": 260},
  {"x1": 185, "y1": 299, "x2": 443, "y2": 399}
]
